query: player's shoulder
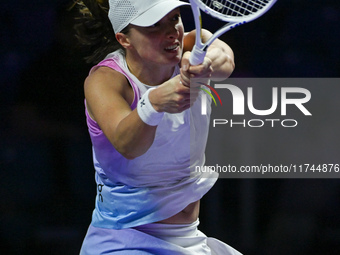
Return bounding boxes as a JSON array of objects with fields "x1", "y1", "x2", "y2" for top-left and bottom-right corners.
[
  {"x1": 183, "y1": 30, "x2": 196, "y2": 51},
  {"x1": 89, "y1": 65, "x2": 124, "y2": 79},
  {"x1": 183, "y1": 29, "x2": 213, "y2": 52},
  {"x1": 84, "y1": 65, "x2": 132, "y2": 105},
  {"x1": 86, "y1": 66, "x2": 128, "y2": 89}
]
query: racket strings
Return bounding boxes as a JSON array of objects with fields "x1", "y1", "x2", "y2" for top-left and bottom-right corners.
[{"x1": 203, "y1": 0, "x2": 270, "y2": 17}]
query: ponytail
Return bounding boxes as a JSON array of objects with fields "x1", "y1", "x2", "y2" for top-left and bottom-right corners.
[{"x1": 70, "y1": 0, "x2": 124, "y2": 64}]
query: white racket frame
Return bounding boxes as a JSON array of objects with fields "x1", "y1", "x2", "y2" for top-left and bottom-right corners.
[{"x1": 189, "y1": 0, "x2": 277, "y2": 65}]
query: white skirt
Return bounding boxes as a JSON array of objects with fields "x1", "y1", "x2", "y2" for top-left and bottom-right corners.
[{"x1": 80, "y1": 219, "x2": 242, "y2": 255}]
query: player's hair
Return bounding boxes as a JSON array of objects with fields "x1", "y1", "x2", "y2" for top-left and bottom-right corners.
[{"x1": 70, "y1": 0, "x2": 129, "y2": 64}]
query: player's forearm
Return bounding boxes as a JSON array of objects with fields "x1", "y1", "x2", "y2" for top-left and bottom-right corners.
[
  {"x1": 112, "y1": 109, "x2": 157, "y2": 160},
  {"x1": 111, "y1": 76, "x2": 192, "y2": 159}
]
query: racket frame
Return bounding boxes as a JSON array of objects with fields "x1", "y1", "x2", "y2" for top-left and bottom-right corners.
[{"x1": 188, "y1": 0, "x2": 277, "y2": 65}]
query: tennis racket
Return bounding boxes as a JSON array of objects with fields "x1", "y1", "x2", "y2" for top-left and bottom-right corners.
[{"x1": 188, "y1": 0, "x2": 277, "y2": 65}]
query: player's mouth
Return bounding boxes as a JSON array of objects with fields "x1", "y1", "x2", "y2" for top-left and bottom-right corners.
[{"x1": 164, "y1": 43, "x2": 180, "y2": 53}]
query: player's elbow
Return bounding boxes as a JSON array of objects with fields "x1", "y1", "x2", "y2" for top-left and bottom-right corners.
[
  {"x1": 221, "y1": 51, "x2": 235, "y2": 79},
  {"x1": 113, "y1": 143, "x2": 139, "y2": 160},
  {"x1": 223, "y1": 47, "x2": 235, "y2": 75},
  {"x1": 227, "y1": 55, "x2": 235, "y2": 76},
  {"x1": 211, "y1": 54, "x2": 235, "y2": 81},
  {"x1": 121, "y1": 152, "x2": 138, "y2": 160},
  {"x1": 114, "y1": 140, "x2": 150, "y2": 160}
]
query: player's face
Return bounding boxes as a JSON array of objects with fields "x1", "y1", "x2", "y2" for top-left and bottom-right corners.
[{"x1": 127, "y1": 9, "x2": 185, "y2": 67}]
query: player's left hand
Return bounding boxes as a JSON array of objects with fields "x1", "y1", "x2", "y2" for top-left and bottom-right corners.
[{"x1": 180, "y1": 51, "x2": 213, "y2": 87}]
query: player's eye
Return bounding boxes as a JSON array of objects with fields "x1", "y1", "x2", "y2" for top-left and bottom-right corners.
[
  {"x1": 172, "y1": 13, "x2": 180, "y2": 22},
  {"x1": 149, "y1": 22, "x2": 160, "y2": 28}
]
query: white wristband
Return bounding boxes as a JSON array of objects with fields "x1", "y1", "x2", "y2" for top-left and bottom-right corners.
[{"x1": 137, "y1": 88, "x2": 164, "y2": 126}]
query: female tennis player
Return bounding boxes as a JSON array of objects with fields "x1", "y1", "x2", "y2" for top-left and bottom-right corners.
[{"x1": 73, "y1": 0, "x2": 241, "y2": 254}]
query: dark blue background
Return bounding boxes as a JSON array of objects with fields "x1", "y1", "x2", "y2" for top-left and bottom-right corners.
[{"x1": 1, "y1": 0, "x2": 339, "y2": 254}]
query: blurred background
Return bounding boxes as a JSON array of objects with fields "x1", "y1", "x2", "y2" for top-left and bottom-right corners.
[{"x1": 0, "y1": 0, "x2": 339, "y2": 254}]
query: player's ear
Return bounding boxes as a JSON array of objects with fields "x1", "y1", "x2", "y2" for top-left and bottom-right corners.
[{"x1": 116, "y1": 33, "x2": 131, "y2": 49}]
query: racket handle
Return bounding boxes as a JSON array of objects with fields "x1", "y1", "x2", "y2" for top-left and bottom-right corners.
[{"x1": 189, "y1": 45, "x2": 206, "y2": 65}]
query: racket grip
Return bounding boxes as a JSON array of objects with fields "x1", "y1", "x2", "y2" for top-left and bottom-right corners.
[{"x1": 189, "y1": 45, "x2": 207, "y2": 65}]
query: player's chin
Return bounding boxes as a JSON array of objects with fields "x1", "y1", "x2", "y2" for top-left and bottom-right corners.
[
  {"x1": 164, "y1": 54, "x2": 182, "y2": 66},
  {"x1": 159, "y1": 48, "x2": 181, "y2": 66}
]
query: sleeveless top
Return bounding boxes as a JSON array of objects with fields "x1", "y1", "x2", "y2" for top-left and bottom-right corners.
[{"x1": 85, "y1": 49, "x2": 218, "y2": 229}]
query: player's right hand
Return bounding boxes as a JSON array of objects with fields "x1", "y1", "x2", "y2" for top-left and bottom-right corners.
[{"x1": 148, "y1": 75, "x2": 199, "y2": 113}]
